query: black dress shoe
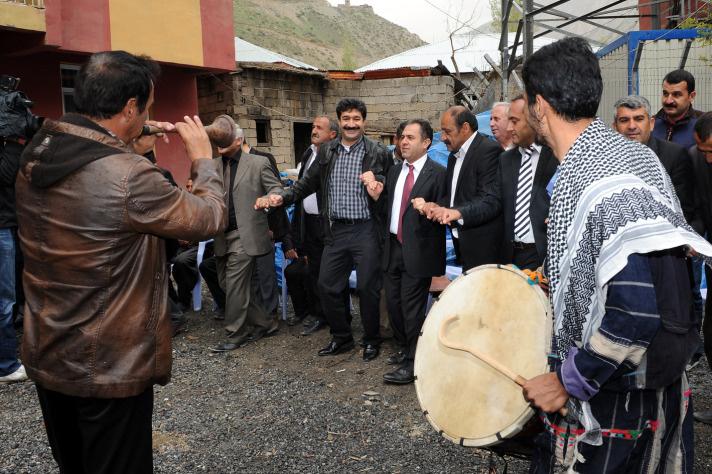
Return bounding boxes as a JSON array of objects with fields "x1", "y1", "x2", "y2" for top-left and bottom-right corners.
[
  {"x1": 250, "y1": 320, "x2": 279, "y2": 342},
  {"x1": 362, "y1": 344, "x2": 380, "y2": 362},
  {"x1": 318, "y1": 339, "x2": 354, "y2": 356},
  {"x1": 382, "y1": 367, "x2": 414, "y2": 384},
  {"x1": 209, "y1": 338, "x2": 249, "y2": 352},
  {"x1": 286, "y1": 315, "x2": 304, "y2": 326},
  {"x1": 301, "y1": 320, "x2": 327, "y2": 336},
  {"x1": 213, "y1": 307, "x2": 225, "y2": 320},
  {"x1": 302, "y1": 314, "x2": 318, "y2": 326},
  {"x1": 386, "y1": 351, "x2": 407, "y2": 365}
]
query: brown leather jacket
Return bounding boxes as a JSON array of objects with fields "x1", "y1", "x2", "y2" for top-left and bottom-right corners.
[{"x1": 16, "y1": 116, "x2": 226, "y2": 398}]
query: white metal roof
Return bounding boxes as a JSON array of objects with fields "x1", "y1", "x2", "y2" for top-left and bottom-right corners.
[
  {"x1": 234, "y1": 37, "x2": 319, "y2": 70},
  {"x1": 356, "y1": 33, "x2": 556, "y2": 73}
]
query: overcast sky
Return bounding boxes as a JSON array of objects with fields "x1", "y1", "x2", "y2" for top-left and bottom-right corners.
[{"x1": 325, "y1": 0, "x2": 493, "y2": 44}]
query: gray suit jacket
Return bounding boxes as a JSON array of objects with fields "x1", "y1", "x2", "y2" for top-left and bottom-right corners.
[{"x1": 213, "y1": 152, "x2": 284, "y2": 257}]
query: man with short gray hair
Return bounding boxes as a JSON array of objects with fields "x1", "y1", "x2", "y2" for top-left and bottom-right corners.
[
  {"x1": 490, "y1": 102, "x2": 513, "y2": 149},
  {"x1": 612, "y1": 94, "x2": 694, "y2": 223}
]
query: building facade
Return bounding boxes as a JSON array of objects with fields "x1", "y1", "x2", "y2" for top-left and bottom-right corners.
[{"x1": 1, "y1": 0, "x2": 235, "y2": 186}]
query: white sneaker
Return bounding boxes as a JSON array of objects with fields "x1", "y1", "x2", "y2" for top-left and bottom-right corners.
[{"x1": 0, "y1": 364, "x2": 29, "y2": 385}]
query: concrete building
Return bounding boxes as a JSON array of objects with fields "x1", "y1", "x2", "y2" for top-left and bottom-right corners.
[{"x1": 199, "y1": 39, "x2": 457, "y2": 170}]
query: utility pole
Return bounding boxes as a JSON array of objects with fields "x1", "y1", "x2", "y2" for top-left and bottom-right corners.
[
  {"x1": 523, "y1": 0, "x2": 534, "y2": 60},
  {"x1": 500, "y1": 0, "x2": 511, "y2": 101}
]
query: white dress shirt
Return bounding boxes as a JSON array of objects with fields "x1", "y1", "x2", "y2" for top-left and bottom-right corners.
[
  {"x1": 389, "y1": 154, "x2": 427, "y2": 235},
  {"x1": 302, "y1": 144, "x2": 319, "y2": 215},
  {"x1": 449, "y1": 132, "x2": 478, "y2": 238}
]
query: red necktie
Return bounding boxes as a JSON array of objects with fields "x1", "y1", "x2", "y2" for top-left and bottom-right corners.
[{"x1": 397, "y1": 163, "x2": 414, "y2": 243}]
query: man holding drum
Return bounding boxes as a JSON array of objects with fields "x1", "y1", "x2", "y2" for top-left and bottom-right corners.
[{"x1": 520, "y1": 37, "x2": 712, "y2": 473}]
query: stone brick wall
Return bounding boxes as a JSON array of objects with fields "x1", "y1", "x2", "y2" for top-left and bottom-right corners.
[
  {"x1": 197, "y1": 65, "x2": 457, "y2": 171},
  {"x1": 324, "y1": 75, "x2": 456, "y2": 144}
]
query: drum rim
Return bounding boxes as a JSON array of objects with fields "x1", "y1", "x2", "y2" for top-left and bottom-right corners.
[{"x1": 413, "y1": 264, "x2": 553, "y2": 447}]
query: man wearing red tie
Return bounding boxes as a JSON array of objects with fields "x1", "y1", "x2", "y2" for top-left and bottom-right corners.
[{"x1": 367, "y1": 119, "x2": 447, "y2": 384}]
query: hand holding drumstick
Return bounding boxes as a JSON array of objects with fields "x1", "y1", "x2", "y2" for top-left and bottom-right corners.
[{"x1": 439, "y1": 314, "x2": 568, "y2": 416}]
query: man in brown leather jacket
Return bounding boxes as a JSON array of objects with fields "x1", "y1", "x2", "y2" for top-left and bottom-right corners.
[{"x1": 15, "y1": 51, "x2": 226, "y2": 474}]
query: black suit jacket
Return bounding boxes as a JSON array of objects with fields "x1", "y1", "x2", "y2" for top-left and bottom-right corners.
[
  {"x1": 646, "y1": 136, "x2": 695, "y2": 225},
  {"x1": 249, "y1": 147, "x2": 291, "y2": 241},
  {"x1": 689, "y1": 146, "x2": 712, "y2": 237},
  {"x1": 382, "y1": 157, "x2": 447, "y2": 278},
  {"x1": 440, "y1": 133, "x2": 503, "y2": 268},
  {"x1": 286, "y1": 147, "x2": 320, "y2": 251},
  {"x1": 459, "y1": 145, "x2": 557, "y2": 265}
]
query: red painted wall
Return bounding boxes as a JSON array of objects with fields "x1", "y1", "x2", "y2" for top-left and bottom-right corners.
[
  {"x1": 56, "y1": 0, "x2": 111, "y2": 53},
  {"x1": 200, "y1": 0, "x2": 236, "y2": 71},
  {"x1": 3, "y1": 55, "x2": 202, "y2": 190},
  {"x1": 1, "y1": 52, "x2": 88, "y2": 121},
  {"x1": 152, "y1": 66, "x2": 200, "y2": 189}
]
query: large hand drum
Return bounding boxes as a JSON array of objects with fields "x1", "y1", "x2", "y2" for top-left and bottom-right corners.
[{"x1": 414, "y1": 265, "x2": 552, "y2": 447}]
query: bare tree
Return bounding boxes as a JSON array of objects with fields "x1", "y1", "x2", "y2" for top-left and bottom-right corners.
[{"x1": 445, "y1": 1, "x2": 480, "y2": 80}]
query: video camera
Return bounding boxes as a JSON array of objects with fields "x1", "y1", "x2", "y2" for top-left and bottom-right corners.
[{"x1": 0, "y1": 75, "x2": 44, "y2": 140}]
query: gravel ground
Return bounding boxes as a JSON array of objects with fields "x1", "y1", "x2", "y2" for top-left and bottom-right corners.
[{"x1": 3, "y1": 287, "x2": 712, "y2": 473}]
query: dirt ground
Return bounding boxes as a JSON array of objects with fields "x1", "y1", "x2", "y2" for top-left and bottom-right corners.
[{"x1": 3, "y1": 287, "x2": 712, "y2": 473}]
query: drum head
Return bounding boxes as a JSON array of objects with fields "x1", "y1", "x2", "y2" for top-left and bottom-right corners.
[{"x1": 414, "y1": 265, "x2": 552, "y2": 447}]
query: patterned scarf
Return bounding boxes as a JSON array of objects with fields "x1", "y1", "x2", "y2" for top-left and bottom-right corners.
[{"x1": 547, "y1": 119, "x2": 712, "y2": 359}]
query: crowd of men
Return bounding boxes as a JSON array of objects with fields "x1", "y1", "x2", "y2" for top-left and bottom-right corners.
[{"x1": 1, "y1": 40, "x2": 712, "y2": 472}]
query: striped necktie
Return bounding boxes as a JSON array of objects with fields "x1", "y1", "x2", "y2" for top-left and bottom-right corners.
[{"x1": 514, "y1": 146, "x2": 536, "y2": 241}]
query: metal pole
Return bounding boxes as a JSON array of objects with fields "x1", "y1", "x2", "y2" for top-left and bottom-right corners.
[
  {"x1": 501, "y1": 0, "x2": 510, "y2": 101},
  {"x1": 523, "y1": 0, "x2": 534, "y2": 60}
]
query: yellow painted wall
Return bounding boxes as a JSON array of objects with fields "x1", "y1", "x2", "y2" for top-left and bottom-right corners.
[
  {"x1": 0, "y1": 3, "x2": 46, "y2": 32},
  {"x1": 109, "y1": 0, "x2": 204, "y2": 67}
]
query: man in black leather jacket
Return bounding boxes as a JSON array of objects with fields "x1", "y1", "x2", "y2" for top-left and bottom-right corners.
[{"x1": 263, "y1": 98, "x2": 392, "y2": 361}]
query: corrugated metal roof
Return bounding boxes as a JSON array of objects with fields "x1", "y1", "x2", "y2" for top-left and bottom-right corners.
[
  {"x1": 356, "y1": 33, "x2": 556, "y2": 73},
  {"x1": 234, "y1": 37, "x2": 319, "y2": 70}
]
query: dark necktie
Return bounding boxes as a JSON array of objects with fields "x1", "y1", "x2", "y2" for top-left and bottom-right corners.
[
  {"x1": 223, "y1": 158, "x2": 231, "y2": 225},
  {"x1": 397, "y1": 163, "x2": 415, "y2": 244},
  {"x1": 514, "y1": 147, "x2": 536, "y2": 240}
]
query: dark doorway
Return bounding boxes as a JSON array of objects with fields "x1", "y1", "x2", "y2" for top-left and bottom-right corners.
[{"x1": 293, "y1": 122, "x2": 312, "y2": 169}]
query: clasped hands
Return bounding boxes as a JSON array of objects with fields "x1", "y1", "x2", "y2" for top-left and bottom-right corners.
[{"x1": 411, "y1": 198, "x2": 462, "y2": 226}]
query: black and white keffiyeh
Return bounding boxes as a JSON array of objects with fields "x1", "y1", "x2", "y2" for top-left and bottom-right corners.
[{"x1": 547, "y1": 119, "x2": 712, "y2": 360}]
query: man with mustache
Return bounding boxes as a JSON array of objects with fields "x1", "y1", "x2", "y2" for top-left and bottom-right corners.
[
  {"x1": 651, "y1": 71, "x2": 705, "y2": 369},
  {"x1": 264, "y1": 98, "x2": 391, "y2": 361},
  {"x1": 415, "y1": 106, "x2": 503, "y2": 271},
  {"x1": 652, "y1": 69, "x2": 702, "y2": 151},
  {"x1": 433, "y1": 96, "x2": 557, "y2": 270}
]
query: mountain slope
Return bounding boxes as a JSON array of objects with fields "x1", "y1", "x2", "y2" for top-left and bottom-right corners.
[{"x1": 234, "y1": 0, "x2": 427, "y2": 70}]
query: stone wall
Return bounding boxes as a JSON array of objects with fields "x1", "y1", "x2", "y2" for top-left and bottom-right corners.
[
  {"x1": 324, "y1": 75, "x2": 456, "y2": 144},
  {"x1": 197, "y1": 65, "x2": 457, "y2": 171}
]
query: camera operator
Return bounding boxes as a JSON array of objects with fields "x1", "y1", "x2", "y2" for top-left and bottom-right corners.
[{"x1": 0, "y1": 74, "x2": 38, "y2": 385}]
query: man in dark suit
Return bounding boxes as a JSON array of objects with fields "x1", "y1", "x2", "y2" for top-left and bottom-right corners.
[
  {"x1": 436, "y1": 96, "x2": 557, "y2": 270},
  {"x1": 612, "y1": 95, "x2": 695, "y2": 223},
  {"x1": 612, "y1": 94, "x2": 704, "y2": 370},
  {"x1": 417, "y1": 106, "x2": 502, "y2": 271},
  {"x1": 209, "y1": 124, "x2": 284, "y2": 352},
  {"x1": 368, "y1": 119, "x2": 446, "y2": 384},
  {"x1": 283, "y1": 115, "x2": 338, "y2": 334},
  {"x1": 687, "y1": 112, "x2": 712, "y2": 423}
]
